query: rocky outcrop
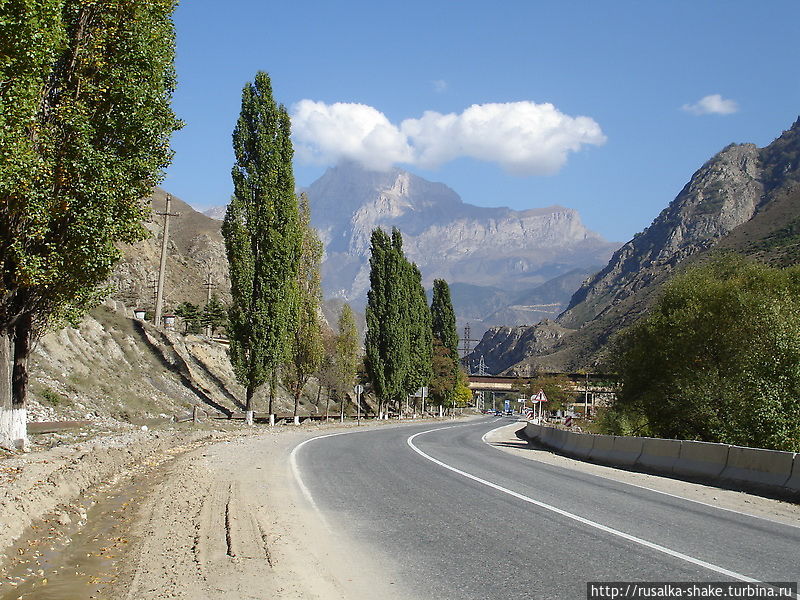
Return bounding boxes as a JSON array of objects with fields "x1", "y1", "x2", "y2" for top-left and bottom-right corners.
[
  {"x1": 466, "y1": 320, "x2": 572, "y2": 374},
  {"x1": 469, "y1": 117, "x2": 800, "y2": 373},
  {"x1": 559, "y1": 142, "x2": 763, "y2": 329}
]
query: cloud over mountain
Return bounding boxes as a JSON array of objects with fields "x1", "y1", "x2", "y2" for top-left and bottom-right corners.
[{"x1": 291, "y1": 100, "x2": 606, "y2": 175}]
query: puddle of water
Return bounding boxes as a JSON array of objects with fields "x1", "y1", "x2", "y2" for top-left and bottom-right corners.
[{"x1": 0, "y1": 446, "x2": 192, "y2": 600}]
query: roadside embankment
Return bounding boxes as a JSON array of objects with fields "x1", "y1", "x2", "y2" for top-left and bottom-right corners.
[
  {"x1": 521, "y1": 422, "x2": 800, "y2": 499},
  {"x1": 0, "y1": 425, "x2": 237, "y2": 568}
]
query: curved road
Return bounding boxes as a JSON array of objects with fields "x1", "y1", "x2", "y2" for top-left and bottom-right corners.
[{"x1": 292, "y1": 417, "x2": 800, "y2": 600}]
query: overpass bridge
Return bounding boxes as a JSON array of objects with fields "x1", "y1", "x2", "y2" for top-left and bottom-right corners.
[{"x1": 467, "y1": 373, "x2": 618, "y2": 413}]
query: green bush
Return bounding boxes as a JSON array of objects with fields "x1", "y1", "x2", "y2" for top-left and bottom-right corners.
[{"x1": 607, "y1": 254, "x2": 800, "y2": 451}]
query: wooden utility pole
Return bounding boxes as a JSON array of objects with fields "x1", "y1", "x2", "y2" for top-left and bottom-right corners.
[{"x1": 154, "y1": 194, "x2": 179, "y2": 328}]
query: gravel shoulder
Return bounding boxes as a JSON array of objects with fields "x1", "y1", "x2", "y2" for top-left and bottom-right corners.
[{"x1": 484, "y1": 421, "x2": 800, "y2": 526}]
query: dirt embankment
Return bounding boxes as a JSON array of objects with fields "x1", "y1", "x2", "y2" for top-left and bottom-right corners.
[{"x1": 1, "y1": 420, "x2": 421, "y2": 599}]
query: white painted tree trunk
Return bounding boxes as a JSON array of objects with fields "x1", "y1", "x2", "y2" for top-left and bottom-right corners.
[
  {"x1": 245, "y1": 410, "x2": 254, "y2": 426},
  {"x1": 294, "y1": 416, "x2": 300, "y2": 425},
  {"x1": 0, "y1": 333, "x2": 26, "y2": 450},
  {"x1": 269, "y1": 413, "x2": 275, "y2": 426}
]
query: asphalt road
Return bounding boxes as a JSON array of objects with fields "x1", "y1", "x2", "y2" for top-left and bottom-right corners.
[{"x1": 292, "y1": 417, "x2": 800, "y2": 600}]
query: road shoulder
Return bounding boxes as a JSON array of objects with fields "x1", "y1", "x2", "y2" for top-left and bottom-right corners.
[{"x1": 484, "y1": 422, "x2": 800, "y2": 526}]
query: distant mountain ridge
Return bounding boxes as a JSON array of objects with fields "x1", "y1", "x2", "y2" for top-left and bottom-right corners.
[
  {"x1": 469, "y1": 117, "x2": 800, "y2": 374},
  {"x1": 304, "y1": 163, "x2": 619, "y2": 307},
  {"x1": 202, "y1": 163, "x2": 620, "y2": 335}
]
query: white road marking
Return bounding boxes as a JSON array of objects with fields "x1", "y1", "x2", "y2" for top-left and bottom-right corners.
[
  {"x1": 289, "y1": 430, "x2": 355, "y2": 531},
  {"x1": 408, "y1": 425, "x2": 768, "y2": 585},
  {"x1": 482, "y1": 422, "x2": 800, "y2": 531}
]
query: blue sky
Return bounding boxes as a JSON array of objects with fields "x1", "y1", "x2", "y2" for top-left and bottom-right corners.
[{"x1": 164, "y1": 0, "x2": 800, "y2": 242}]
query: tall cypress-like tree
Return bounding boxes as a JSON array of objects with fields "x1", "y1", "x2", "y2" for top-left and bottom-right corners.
[
  {"x1": 223, "y1": 71, "x2": 300, "y2": 426},
  {"x1": 404, "y1": 262, "x2": 432, "y2": 410},
  {"x1": 431, "y1": 279, "x2": 458, "y2": 361},
  {"x1": 284, "y1": 193, "x2": 323, "y2": 423},
  {"x1": 430, "y1": 279, "x2": 459, "y2": 409},
  {"x1": 0, "y1": 1, "x2": 180, "y2": 448},
  {"x1": 365, "y1": 228, "x2": 410, "y2": 418}
]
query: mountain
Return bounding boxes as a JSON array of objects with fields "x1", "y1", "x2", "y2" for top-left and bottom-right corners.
[
  {"x1": 202, "y1": 163, "x2": 620, "y2": 334},
  {"x1": 468, "y1": 117, "x2": 800, "y2": 374},
  {"x1": 305, "y1": 163, "x2": 619, "y2": 306}
]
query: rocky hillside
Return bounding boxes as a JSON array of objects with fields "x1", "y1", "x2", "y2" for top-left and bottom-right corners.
[
  {"x1": 110, "y1": 188, "x2": 230, "y2": 313},
  {"x1": 469, "y1": 117, "x2": 800, "y2": 374}
]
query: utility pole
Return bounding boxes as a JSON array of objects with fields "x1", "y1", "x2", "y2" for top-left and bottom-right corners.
[{"x1": 154, "y1": 194, "x2": 179, "y2": 328}]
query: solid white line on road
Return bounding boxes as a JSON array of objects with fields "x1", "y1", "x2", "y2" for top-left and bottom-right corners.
[
  {"x1": 290, "y1": 430, "x2": 356, "y2": 531},
  {"x1": 408, "y1": 426, "x2": 765, "y2": 585}
]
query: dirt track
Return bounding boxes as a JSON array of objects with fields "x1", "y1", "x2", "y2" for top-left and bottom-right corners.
[{"x1": 114, "y1": 428, "x2": 400, "y2": 600}]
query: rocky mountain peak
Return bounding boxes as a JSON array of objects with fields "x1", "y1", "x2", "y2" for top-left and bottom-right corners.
[{"x1": 305, "y1": 163, "x2": 618, "y2": 303}]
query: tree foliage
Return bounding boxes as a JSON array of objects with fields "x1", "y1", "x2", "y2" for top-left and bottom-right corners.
[
  {"x1": 365, "y1": 228, "x2": 431, "y2": 415},
  {"x1": 429, "y1": 279, "x2": 459, "y2": 406},
  {"x1": 222, "y1": 71, "x2": 300, "y2": 418},
  {"x1": 175, "y1": 301, "x2": 201, "y2": 334},
  {"x1": 607, "y1": 254, "x2": 800, "y2": 451},
  {"x1": 201, "y1": 295, "x2": 227, "y2": 336},
  {"x1": 520, "y1": 374, "x2": 572, "y2": 412},
  {"x1": 333, "y1": 302, "x2": 359, "y2": 406},
  {"x1": 284, "y1": 193, "x2": 323, "y2": 418},
  {"x1": 1, "y1": 0, "x2": 180, "y2": 330},
  {"x1": 0, "y1": 0, "x2": 179, "y2": 446}
]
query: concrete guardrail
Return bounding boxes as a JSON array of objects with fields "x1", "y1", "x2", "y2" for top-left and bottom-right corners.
[{"x1": 519, "y1": 422, "x2": 799, "y2": 499}]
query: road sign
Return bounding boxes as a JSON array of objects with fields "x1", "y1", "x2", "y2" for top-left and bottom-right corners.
[{"x1": 354, "y1": 384, "x2": 364, "y2": 395}]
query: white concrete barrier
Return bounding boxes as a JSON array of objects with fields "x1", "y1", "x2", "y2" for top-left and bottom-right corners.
[
  {"x1": 524, "y1": 422, "x2": 543, "y2": 441},
  {"x1": 564, "y1": 432, "x2": 596, "y2": 459},
  {"x1": 550, "y1": 428, "x2": 570, "y2": 451},
  {"x1": 673, "y1": 440, "x2": 730, "y2": 479},
  {"x1": 588, "y1": 435, "x2": 616, "y2": 463},
  {"x1": 517, "y1": 422, "x2": 798, "y2": 497},
  {"x1": 636, "y1": 437, "x2": 682, "y2": 473},
  {"x1": 785, "y1": 455, "x2": 800, "y2": 495},
  {"x1": 721, "y1": 446, "x2": 795, "y2": 489},
  {"x1": 606, "y1": 436, "x2": 644, "y2": 467}
]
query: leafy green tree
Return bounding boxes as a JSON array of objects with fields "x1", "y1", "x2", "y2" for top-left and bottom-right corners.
[
  {"x1": 608, "y1": 254, "x2": 800, "y2": 451},
  {"x1": 429, "y1": 279, "x2": 458, "y2": 407},
  {"x1": 175, "y1": 302, "x2": 202, "y2": 334},
  {"x1": 284, "y1": 193, "x2": 324, "y2": 422},
  {"x1": 0, "y1": 0, "x2": 179, "y2": 448},
  {"x1": 365, "y1": 228, "x2": 410, "y2": 418},
  {"x1": 201, "y1": 295, "x2": 227, "y2": 337},
  {"x1": 429, "y1": 338, "x2": 458, "y2": 409},
  {"x1": 520, "y1": 374, "x2": 573, "y2": 412},
  {"x1": 334, "y1": 303, "x2": 360, "y2": 416},
  {"x1": 403, "y1": 262, "x2": 432, "y2": 411},
  {"x1": 222, "y1": 71, "x2": 300, "y2": 426}
]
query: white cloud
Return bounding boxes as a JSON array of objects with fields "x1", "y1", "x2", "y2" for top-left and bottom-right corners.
[
  {"x1": 402, "y1": 102, "x2": 606, "y2": 175},
  {"x1": 291, "y1": 100, "x2": 414, "y2": 171},
  {"x1": 682, "y1": 94, "x2": 739, "y2": 116},
  {"x1": 290, "y1": 100, "x2": 606, "y2": 175},
  {"x1": 432, "y1": 79, "x2": 448, "y2": 93}
]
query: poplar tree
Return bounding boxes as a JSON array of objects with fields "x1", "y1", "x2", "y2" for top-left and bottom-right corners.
[
  {"x1": 0, "y1": 0, "x2": 180, "y2": 448},
  {"x1": 365, "y1": 228, "x2": 410, "y2": 417},
  {"x1": 430, "y1": 279, "x2": 460, "y2": 409},
  {"x1": 404, "y1": 262, "x2": 432, "y2": 410},
  {"x1": 284, "y1": 193, "x2": 323, "y2": 423},
  {"x1": 223, "y1": 71, "x2": 300, "y2": 426},
  {"x1": 334, "y1": 303, "x2": 359, "y2": 415}
]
